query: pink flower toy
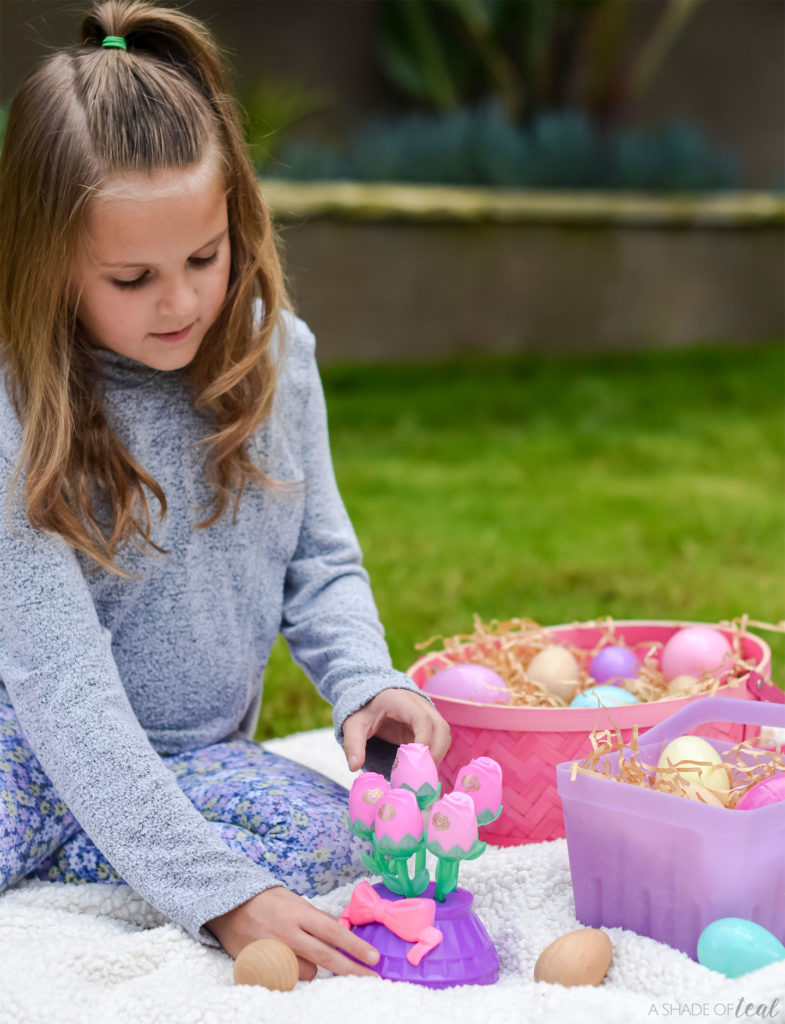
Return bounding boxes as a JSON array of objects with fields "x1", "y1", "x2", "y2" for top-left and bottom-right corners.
[
  {"x1": 427, "y1": 792, "x2": 487, "y2": 901},
  {"x1": 340, "y1": 750, "x2": 504, "y2": 987},
  {"x1": 347, "y1": 772, "x2": 390, "y2": 841},
  {"x1": 453, "y1": 756, "x2": 503, "y2": 826},
  {"x1": 390, "y1": 742, "x2": 441, "y2": 810},
  {"x1": 387, "y1": 742, "x2": 442, "y2": 889}
]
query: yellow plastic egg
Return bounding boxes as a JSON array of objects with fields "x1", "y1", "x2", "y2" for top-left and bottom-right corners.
[
  {"x1": 656, "y1": 736, "x2": 730, "y2": 796},
  {"x1": 233, "y1": 939, "x2": 299, "y2": 991},
  {"x1": 527, "y1": 645, "x2": 581, "y2": 701},
  {"x1": 534, "y1": 928, "x2": 613, "y2": 987}
]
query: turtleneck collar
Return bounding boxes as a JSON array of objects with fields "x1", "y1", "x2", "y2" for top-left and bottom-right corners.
[{"x1": 94, "y1": 347, "x2": 185, "y2": 388}]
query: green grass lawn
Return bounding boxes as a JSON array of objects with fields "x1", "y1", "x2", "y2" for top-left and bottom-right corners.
[{"x1": 255, "y1": 341, "x2": 785, "y2": 740}]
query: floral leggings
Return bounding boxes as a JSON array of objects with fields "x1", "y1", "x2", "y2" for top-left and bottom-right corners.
[{"x1": 0, "y1": 701, "x2": 365, "y2": 898}]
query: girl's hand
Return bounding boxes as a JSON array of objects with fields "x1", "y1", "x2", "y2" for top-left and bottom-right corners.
[
  {"x1": 342, "y1": 688, "x2": 451, "y2": 773},
  {"x1": 206, "y1": 886, "x2": 380, "y2": 980}
]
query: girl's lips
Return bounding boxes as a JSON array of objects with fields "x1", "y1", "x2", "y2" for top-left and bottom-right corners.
[{"x1": 151, "y1": 321, "x2": 195, "y2": 342}]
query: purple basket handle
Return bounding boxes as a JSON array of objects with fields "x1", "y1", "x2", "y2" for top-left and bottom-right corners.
[{"x1": 640, "y1": 696, "x2": 785, "y2": 750}]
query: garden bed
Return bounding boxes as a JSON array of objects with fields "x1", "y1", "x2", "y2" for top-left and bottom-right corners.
[{"x1": 260, "y1": 180, "x2": 785, "y2": 363}]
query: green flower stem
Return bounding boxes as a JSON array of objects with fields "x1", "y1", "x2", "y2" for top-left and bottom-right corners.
[
  {"x1": 370, "y1": 834, "x2": 393, "y2": 876},
  {"x1": 414, "y1": 846, "x2": 426, "y2": 878},
  {"x1": 433, "y1": 857, "x2": 460, "y2": 902},
  {"x1": 393, "y1": 856, "x2": 416, "y2": 897}
]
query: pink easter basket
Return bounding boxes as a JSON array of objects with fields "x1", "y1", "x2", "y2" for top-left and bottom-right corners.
[{"x1": 407, "y1": 620, "x2": 780, "y2": 846}]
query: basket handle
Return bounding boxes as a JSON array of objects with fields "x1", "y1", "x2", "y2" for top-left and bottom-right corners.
[
  {"x1": 640, "y1": 696, "x2": 785, "y2": 749},
  {"x1": 747, "y1": 669, "x2": 785, "y2": 704}
]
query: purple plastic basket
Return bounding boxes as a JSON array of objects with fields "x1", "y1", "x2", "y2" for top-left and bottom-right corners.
[{"x1": 556, "y1": 697, "x2": 785, "y2": 961}]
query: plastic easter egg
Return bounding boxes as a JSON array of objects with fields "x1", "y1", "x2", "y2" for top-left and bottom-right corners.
[
  {"x1": 661, "y1": 626, "x2": 733, "y2": 682},
  {"x1": 736, "y1": 772, "x2": 785, "y2": 810},
  {"x1": 527, "y1": 645, "x2": 581, "y2": 701},
  {"x1": 656, "y1": 736, "x2": 729, "y2": 795},
  {"x1": 423, "y1": 664, "x2": 510, "y2": 704},
  {"x1": 589, "y1": 646, "x2": 640, "y2": 685},
  {"x1": 697, "y1": 918, "x2": 785, "y2": 978},
  {"x1": 569, "y1": 685, "x2": 641, "y2": 709}
]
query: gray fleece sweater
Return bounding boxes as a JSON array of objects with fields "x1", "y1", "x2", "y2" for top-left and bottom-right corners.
[{"x1": 0, "y1": 309, "x2": 423, "y2": 945}]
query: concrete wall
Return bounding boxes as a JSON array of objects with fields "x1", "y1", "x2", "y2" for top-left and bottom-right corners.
[
  {"x1": 1, "y1": 0, "x2": 783, "y2": 188},
  {"x1": 276, "y1": 218, "x2": 784, "y2": 363}
]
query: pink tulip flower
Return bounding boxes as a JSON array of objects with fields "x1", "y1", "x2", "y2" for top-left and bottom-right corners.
[
  {"x1": 454, "y1": 756, "x2": 503, "y2": 825},
  {"x1": 348, "y1": 772, "x2": 390, "y2": 836},
  {"x1": 390, "y1": 742, "x2": 440, "y2": 796},
  {"x1": 426, "y1": 792, "x2": 479, "y2": 857},
  {"x1": 374, "y1": 788, "x2": 426, "y2": 855}
]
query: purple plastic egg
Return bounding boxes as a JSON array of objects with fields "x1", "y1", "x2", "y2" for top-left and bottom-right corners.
[
  {"x1": 661, "y1": 626, "x2": 734, "y2": 682},
  {"x1": 589, "y1": 645, "x2": 641, "y2": 685},
  {"x1": 423, "y1": 664, "x2": 510, "y2": 705}
]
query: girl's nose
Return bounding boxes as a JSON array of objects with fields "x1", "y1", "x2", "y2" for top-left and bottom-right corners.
[{"x1": 158, "y1": 274, "x2": 199, "y2": 322}]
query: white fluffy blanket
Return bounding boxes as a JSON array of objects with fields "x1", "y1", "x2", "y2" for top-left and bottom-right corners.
[{"x1": 1, "y1": 728, "x2": 783, "y2": 1024}]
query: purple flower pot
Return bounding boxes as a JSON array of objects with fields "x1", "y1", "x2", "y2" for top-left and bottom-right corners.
[{"x1": 347, "y1": 882, "x2": 499, "y2": 988}]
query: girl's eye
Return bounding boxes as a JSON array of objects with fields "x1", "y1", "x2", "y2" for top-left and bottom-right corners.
[
  {"x1": 110, "y1": 251, "x2": 219, "y2": 290},
  {"x1": 112, "y1": 274, "x2": 149, "y2": 290},
  {"x1": 189, "y1": 251, "x2": 219, "y2": 268}
]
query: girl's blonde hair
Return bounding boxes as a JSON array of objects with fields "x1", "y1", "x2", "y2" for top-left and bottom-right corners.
[{"x1": 0, "y1": 0, "x2": 293, "y2": 576}]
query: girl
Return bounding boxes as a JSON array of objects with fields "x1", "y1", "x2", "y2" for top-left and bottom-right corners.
[{"x1": 0, "y1": 0, "x2": 449, "y2": 979}]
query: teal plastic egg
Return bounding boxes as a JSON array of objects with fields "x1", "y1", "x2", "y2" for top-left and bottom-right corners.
[
  {"x1": 569, "y1": 685, "x2": 641, "y2": 708},
  {"x1": 697, "y1": 918, "x2": 785, "y2": 977}
]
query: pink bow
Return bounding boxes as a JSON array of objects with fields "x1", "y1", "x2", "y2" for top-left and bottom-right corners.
[{"x1": 339, "y1": 880, "x2": 443, "y2": 966}]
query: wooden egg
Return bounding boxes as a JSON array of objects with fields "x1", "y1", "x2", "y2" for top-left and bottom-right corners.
[
  {"x1": 527, "y1": 645, "x2": 581, "y2": 701},
  {"x1": 666, "y1": 674, "x2": 699, "y2": 696},
  {"x1": 534, "y1": 928, "x2": 612, "y2": 987},
  {"x1": 233, "y1": 939, "x2": 299, "y2": 991}
]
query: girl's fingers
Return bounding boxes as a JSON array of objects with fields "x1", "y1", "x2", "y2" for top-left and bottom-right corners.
[
  {"x1": 342, "y1": 720, "x2": 367, "y2": 772},
  {"x1": 343, "y1": 689, "x2": 452, "y2": 769},
  {"x1": 297, "y1": 933, "x2": 378, "y2": 978},
  {"x1": 326, "y1": 919, "x2": 380, "y2": 967},
  {"x1": 412, "y1": 707, "x2": 451, "y2": 764},
  {"x1": 431, "y1": 716, "x2": 452, "y2": 764},
  {"x1": 304, "y1": 906, "x2": 380, "y2": 965},
  {"x1": 296, "y1": 955, "x2": 318, "y2": 981},
  {"x1": 289, "y1": 904, "x2": 380, "y2": 977}
]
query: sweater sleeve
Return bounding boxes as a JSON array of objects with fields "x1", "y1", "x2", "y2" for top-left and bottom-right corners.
[
  {"x1": 278, "y1": 320, "x2": 431, "y2": 741},
  {"x1": 0, "y1": 454, "x2": 280, "y2": 946}
]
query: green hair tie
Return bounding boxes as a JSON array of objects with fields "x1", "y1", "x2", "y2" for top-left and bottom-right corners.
[{"x1": 102, "y1": 35, "x2": 127, "y2": 50}]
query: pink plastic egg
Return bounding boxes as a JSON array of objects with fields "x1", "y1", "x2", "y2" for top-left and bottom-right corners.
[
  {"x1": 423, "y1": 664, "x2": 510, "y2": 704},
  {"x1": 661, "y1": 626, "x2": 734, "y2": 682},
  {"x1": 589, "y1": 646, "x2": 640, "y2": 685},
  {"x1": 735, "y1": 772, "x2": 785, "y2": 810}
]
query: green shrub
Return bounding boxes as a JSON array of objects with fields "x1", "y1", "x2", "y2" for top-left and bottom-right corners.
[{"x1": 263, "y1": 101, "x2": 740, "y2": 191}]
